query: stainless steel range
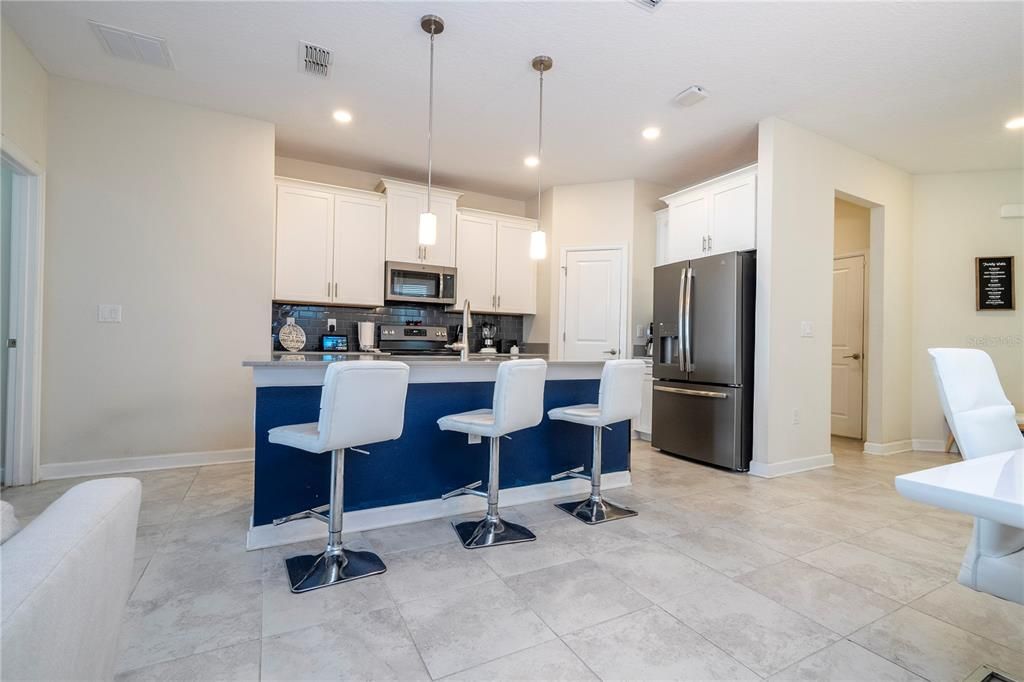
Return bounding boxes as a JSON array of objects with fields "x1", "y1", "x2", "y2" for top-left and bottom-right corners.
[{"x1": 377, "y1": 324, "x2": 456, "y2": 356}]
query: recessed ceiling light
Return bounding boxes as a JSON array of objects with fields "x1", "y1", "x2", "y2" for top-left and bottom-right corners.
[
  {"x1": 524, "y1": 155, "x2": 539, "y2": 167},
  {"x1": 642, "y1": 127, "x2": 661, "y2": 140},
  {"x1": 332, "y1": 110, "x2": 353, "y2": 124},
  {"x1": 1006, "y1": 116, "x2": 1024, "y2": 130}
]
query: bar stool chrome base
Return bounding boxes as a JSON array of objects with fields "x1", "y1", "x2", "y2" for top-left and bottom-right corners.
[
  {"x1": 452, "y1": 515, "x2": 536, "y2": 549},
  {"x1": 285, "y1": 549, "x2": 386, "y2": 593},
  {"x1": 556, "y1": 497, "x2": 637, "y2": 525}
]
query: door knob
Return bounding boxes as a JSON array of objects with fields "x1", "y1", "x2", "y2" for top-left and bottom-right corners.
[
  {"x1": 603, "y1": 349, "x2": 618, "y2": 355},
  {"x1": 842, "y1": 353, "x2": 861, "y2": 360}
]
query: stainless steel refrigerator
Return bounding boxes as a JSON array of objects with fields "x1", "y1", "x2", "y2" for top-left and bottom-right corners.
[{"x1": 652, "y1": 251, "x2": 756, "y2": 471}]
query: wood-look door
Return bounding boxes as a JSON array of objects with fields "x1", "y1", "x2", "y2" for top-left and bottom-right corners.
[
  {"x1": 831, "y1": 255, "x2": 865, "y2": 438},
  {"x1": 561, "y1": 248, "x2": 624, "y2": 361}
]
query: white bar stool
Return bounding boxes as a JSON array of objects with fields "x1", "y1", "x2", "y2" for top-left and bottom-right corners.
[
  {"x1": 438, "y1": 358, "x2": 547, "y2": 549},
  {"x1": 269, "y1": 361, "x2": 410, "y2": 593},
  {"x1": 549, "y1": 359, "x2": 646, "y2": 524}
]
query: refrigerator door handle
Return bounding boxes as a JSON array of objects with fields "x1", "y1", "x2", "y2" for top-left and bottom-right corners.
[
  {"x1": 677, "y1": 267, "x2": 687, "y2": 372},
  {"x1": 683, "y1": 267, "x2": 694, "y2": 371},
  {"x1": 653, "y1": 385, "x2": 728, "y2": 399}
]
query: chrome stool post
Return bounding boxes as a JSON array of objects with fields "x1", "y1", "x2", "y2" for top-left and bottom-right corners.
[
  {"x1": 554, "y1": 425, "x2": 637, "y2": 524},
  {"x1": 450, "y1": 436, "x2": 535, "y2": 549},
  {"x1": 281, "y1": 447, "x2": 387, "y2": 593}
]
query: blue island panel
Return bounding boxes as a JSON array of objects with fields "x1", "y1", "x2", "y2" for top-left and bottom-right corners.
[{"x1": 253, "y1": 379, "x2": 630, "y2": 526}]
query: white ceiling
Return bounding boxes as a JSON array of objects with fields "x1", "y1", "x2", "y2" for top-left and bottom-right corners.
[{"x1": 4, "y1": 1, "x2": 1021, "y2": 199}]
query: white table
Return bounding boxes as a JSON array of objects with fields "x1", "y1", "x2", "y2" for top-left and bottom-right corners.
[{"x1": 895, "y1": 449, "x2": 1024, "y2": 529}]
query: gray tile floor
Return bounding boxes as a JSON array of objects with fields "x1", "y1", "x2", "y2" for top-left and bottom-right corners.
[{"x1": 5, "y1": 438, "x2": 1024, "y2": 681}]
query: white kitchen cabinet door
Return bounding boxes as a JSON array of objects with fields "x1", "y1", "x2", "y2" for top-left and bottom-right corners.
[
  {"x1": 455, "y1": 213, "x2": 497, "y2": 310},
  {"x1": 333, "y1": 193, "x2": 386, "y2": 306},
  {"x1": 421, "y1": 195, "x2": 457, "y2": 267},
  {"x1": 384, "y1": 186, "x2": 425, "y2": 264},
  {"x1": 275, "y1": 185, "x2": 334, "y2": 303},
  {"x1": 667, "y1": 192, "x2": 708, "y2": 262},
  {"x1": 654, "y1": 208, "x2": 670, "y2": 266},
  {"x1": 495, "y1": 219, "x2": 536, "y2": 314},
  {"x1": 708, "y1": 171, "x2": 756, "y2": 255}
]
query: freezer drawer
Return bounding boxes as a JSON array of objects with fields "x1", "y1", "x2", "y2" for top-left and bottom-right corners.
[{"x1": 651, "y1": 381, "x2": 751, "y2": 471}]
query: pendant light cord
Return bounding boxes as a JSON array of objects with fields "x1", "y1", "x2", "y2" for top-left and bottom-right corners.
[
  {"x1": 426, "y1": 29, "x2": 435, "y2": 213},
  {"x1": 535, "y1": 67, "x2": 543, "y2": 226}
]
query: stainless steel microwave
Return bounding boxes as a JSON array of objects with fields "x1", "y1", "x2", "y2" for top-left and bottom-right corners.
[{"x1": 384, "y1": 261, "x2": 457, "y2": 305}]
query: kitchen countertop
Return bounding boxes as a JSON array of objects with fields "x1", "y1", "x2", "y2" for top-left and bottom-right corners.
[{"x1": 245, "y1": 352, "x2": 553, "y2": 367}]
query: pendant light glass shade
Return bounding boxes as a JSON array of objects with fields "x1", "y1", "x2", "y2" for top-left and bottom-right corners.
[
  {"x1": 419, "y1": 15, "x2": 444, "y2": 247},
  {"x1": 418, "y1": 212, "x2": 437, "y2": 246},
  {"x1": 529, "y1": 229, "x2": 547, "y2": 260},
  {"x1": 529, "y1": 55, "x2": 552, "y2": 261}
]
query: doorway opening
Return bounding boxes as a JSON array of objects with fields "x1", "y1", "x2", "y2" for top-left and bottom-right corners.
[
  {"x1": 830, "y1": 197, "x2": 870, "y2": 446},
  {"x1": 1, "y1": 144, "x2": 45, "y2": 488}
]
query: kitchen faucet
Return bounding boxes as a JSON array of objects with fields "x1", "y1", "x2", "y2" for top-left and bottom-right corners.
[{"x1": 446, "y1": 299, "x2": 473, "y2": 361}]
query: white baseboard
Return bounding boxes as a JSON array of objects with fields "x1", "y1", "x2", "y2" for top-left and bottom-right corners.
[
  {"x1": 748, "y1": 453, "x2": 834, "y2": 479},
  {"x1": 38, "y1": 448, "x2": 254, "y2": 480},
  {"x1": 911, "y1": 438, "x2": 952, "y2": 453},
  {"x1": 863, "y1": 440, "x2": 913, "y2": 456},
  {"x1": 246, "y1": 470, "x2": 632, "y2": 550}
]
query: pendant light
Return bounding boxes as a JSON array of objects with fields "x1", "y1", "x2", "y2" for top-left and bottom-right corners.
[
  {"x1": 530, "y1": 55, "x2": 552, "y2": 260},
  {"x1": 418, "y1": 14, "x2": 444, "y2": 247}
]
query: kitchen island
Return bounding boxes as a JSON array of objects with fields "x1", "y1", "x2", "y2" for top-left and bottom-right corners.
[{"x1": 243, "y1": 354, "x2": 632, "y2": 549}]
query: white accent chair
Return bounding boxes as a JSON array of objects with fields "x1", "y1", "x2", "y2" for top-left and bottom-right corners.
[
  {"x1": 269, "y1": 361, "x2": 410, "y2": 592},
  {"x1": 929, "y1": 348, "x2": 1024, "y2": 603},
  {"x1": 549, "y1": 359, "x2": 646, "y2": 524},
  {"x1": 438, "y1": 358, "x2": 547, "y2": 548},
  {"x1": 1, "y1": 478, "x2": 141, "y2": 681}
]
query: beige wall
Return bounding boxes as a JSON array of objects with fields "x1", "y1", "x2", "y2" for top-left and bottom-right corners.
[
  {"x1": 754, "y1": 117, "x2": 914, "y2": 474},
  {"x1": 43, "y1": 77, "x2": 275, "y2": 465},
  {"x1": 834, "y1": 198, "x2": 870, "y2": 255},
  {"x1": 911, "y1": 170, "x2": 1024, "y2": 445},
  {"x1": 1, "y1": 22, "x2": 48, "y2": 167},
  {"x1": 275, "y1": 156, "x2": 526, "y2": 217},
  {"x1": 523, "y1": 179, "x2": 666, "y2": 355}
]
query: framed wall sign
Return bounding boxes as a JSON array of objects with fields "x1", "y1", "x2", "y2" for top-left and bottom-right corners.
[{"x1": 976, "y1": 256, "x2": 1015, "y2": 311}]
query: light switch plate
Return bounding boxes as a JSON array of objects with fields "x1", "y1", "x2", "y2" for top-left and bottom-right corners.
[
  {"x1": 800, "y1": 321, "x2": 814, "y2": 338},
  {"x1": 97, "y1": 304, "x2": 122, "y2": 323}
]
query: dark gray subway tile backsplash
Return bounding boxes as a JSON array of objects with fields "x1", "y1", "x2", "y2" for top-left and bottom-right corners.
[{"x1": 272, "y1": 302, "x2": 525, "y2": 353}]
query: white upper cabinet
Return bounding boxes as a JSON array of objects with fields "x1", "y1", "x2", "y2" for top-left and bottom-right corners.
[
  {"x1": 455, "y1": 212, "x2": 497, "y2": 310},
  {"x1": 378, "y1": 179, "x2": 460, "y2": 267},
  {"x1": 333, "y1": 191, "x2": 386, "y2": 307},
  {"x1": 454, "y1": 209, "x2": 537, "y2": 315},
  {"x1": 708, "y1": 170, "x2": 757, "y2": 255},
  {"x1": 659, "y1": 164, "x2": 756, "y2": 264},
  {"x1": 275, "y1": 185, "x2": 334, "y2": 303},
  {"x1": 654, "y1": 208, "x2": 670, "y2": 266},
  {"x1": 274, "y1": 179, "x2": 385, "y2": 306},
  {"x1": 495, "y1": 218, "x2": 536, "y2": 314}
]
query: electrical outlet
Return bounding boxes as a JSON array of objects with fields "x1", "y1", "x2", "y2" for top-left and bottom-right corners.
[
  {"x1": 792, "y1": 409, "x2": 800, "y2": 425},
  {"x1": 635, "y1": 323, "x2": 647, "y2": 339},
  {"x1": 97, "y1": 304, "x2": 122, "y2": 323},
  {"x1": 327, "y1": 318, "x2": 337, "y2": 332},
  {"x1": 800, "y1": 321, "x2": 814, "y2": 338}
]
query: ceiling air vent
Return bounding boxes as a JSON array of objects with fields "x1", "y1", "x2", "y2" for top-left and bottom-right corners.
[
  {"x1": 89, "y1": 21, "x2": 174, "y2": 69},
  {"x1": 299, "y1": 41, "x2": 333, "y2": 78},
  {"x1": 631, "y1": 0, "x2": 664, "y2": 11}
]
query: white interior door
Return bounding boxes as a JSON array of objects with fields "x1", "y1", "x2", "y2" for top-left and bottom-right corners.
[
  {"x1": 561, "y1": 248, "x2": 625, "y2": 361},
  {"x1": 831, "y1": 255, "x2": 865, "y2": 438}
]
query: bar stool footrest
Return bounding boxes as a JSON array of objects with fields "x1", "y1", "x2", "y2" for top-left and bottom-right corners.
[
  {"x1": 284, "y1": 549, "x2": 386, "y2": 593},
  {"x1": 452, "y1": 516, "x2": 536, "y2": 549},
  {"x1": 556, "y1": 497, "x2": 638, "y2": 525}
]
